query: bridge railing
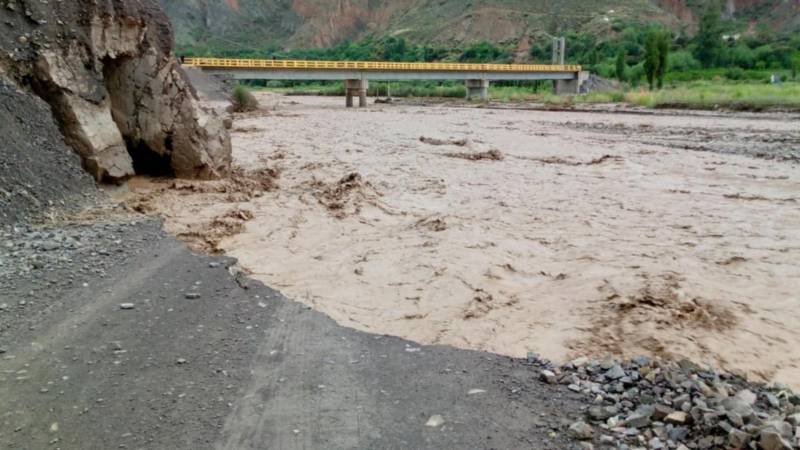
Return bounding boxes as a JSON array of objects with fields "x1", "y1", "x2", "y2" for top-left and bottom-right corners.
[{"x1": 184, "y1": 57, "x2": 581, "y2": 73}]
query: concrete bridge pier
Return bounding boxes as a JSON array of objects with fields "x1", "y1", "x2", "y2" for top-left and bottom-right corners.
[
  {"x1": 554, "y1": 71, "x2": 590, "y2": 95},
  {"x1": 345, "y1": 79, "x2": 369, "y2": 107},
  {"x1": 465, "y1": 79, "x2": 489, "y2": 101}
]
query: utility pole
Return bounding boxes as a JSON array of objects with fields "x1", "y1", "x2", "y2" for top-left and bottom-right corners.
[
  {"x1": 551, "y1": 37, "x2": 566, "y2": 65},
  {"x1": 544, "y1": 33, "x2": 566, "y2": 65}
]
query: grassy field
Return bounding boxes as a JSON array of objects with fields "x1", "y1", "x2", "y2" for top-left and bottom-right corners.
[
  {"x1": 536, "y1": 82, "x2": 800, "y2": 111},
  {"x1": 621, "y1": 82, "x2": 800, "y2": 110},
  {"x1": 492, "y1": 81, "x2": 800, "y2": 111},
  {"x1": 255, "y1": 80, "x2": 800, "y2": 111}
]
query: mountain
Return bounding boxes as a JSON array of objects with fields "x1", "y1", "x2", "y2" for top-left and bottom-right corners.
[{"x1": 160, "y1": 0, "x2": 800, "y2": 52}]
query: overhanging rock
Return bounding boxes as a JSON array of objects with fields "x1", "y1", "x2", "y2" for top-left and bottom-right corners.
[{"x1": 0, "y1": 0, "x2": 232, "y2": 182}]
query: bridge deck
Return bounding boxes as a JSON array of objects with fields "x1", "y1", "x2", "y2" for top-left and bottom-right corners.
[
  {"x1": 184, "y1": 58, "x2": 581, "y2": 82},
  {"x1": 184, "y1": 57, "x2": 580, "y2": 73},
  {"x1": 184, "y1": 57, "x2": 586, "y2": 102}
]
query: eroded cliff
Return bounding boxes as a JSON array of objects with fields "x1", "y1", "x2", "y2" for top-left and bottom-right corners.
[{"x1": 0, "y1": 0, "x2": 231, "y2": 183}]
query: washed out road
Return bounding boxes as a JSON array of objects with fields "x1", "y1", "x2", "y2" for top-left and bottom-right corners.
[{"x1": 0, "y1": 216, "x2": 584, "y2": 449}]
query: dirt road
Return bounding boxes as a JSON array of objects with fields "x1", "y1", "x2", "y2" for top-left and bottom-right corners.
[
  {"x1": 123, "y1": 94, "x2": 800, "y2": 389},
  {"x1": 0, "y1": 212, "x2": 584, "y2": 449}
]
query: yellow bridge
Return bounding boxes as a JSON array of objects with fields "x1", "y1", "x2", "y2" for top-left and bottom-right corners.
[
  {"x1": 183, "y1": 57, "x2": 587, "y2": 106},
  {"x1": 184, "y1": 57, "x2": 581, "y2": 74}
]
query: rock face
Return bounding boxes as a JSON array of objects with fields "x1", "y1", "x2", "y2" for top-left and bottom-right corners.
[{"x1": 0, "y1": 0, "x2": 231, "y2": 182}]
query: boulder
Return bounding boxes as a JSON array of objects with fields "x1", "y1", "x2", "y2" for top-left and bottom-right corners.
[{"x1": 0, "y1": 0, "x2": 231, "y2": 182}]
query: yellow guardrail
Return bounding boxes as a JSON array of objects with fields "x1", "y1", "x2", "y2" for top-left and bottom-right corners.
[{"x1": 184, "y1": 57, "x2": 581, "y2": 73}]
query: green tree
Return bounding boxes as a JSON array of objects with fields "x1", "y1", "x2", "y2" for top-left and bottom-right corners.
[
  {"x1": 668, "y1": 50, "x2": 700, "y2": 71},
  {"x1": 793, "y1": 52, "x2": 800, "y2": 80},
  {"x1": 644, "y1": 31, "x2": 659, "y2": 90},
  {"x1": 694, "y1": 4, "x2": 723, "y2": 68},
  {"x1": 382, "y1": 37, "x2": 408, "y2": 61},
  {"x1": 628, "y1": 62, "x2": 645, "y2": 87},
  {"x1": 656, "y1": 32, "x2": 669, "y2": 89},
  {"x1": 728, "y1": 43, "x2": 755, "y2": 69},
  {"x1": 459, "y1": 41, "x2": 507, "y2": 62},
  {"x1": 615, "y1": 49, "x2": 626, "y2": 82}
]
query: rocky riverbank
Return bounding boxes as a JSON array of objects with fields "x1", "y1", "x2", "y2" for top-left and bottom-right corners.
[{"x1": 536, "y1": 354, "x2": 800, "y2": 449}]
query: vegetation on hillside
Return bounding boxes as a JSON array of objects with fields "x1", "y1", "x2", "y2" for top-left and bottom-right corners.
[
  {"x1": 186, "y1": 7, "x2": 799, "y2": 88},
  {"x1": 166, "y1": 0, "x2": 800, "y2": 58},
  {"x1": 218, "y1": 4, "x2": 799, "y2": 110}
]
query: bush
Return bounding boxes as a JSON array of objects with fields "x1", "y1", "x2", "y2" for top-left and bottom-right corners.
[
  {"x1": 668, "y1": 51, "x2": 701, "y2": 72},
  {"x1": 459, "y1": 41, "x2": 509, "y2": 63},
  {"x1": 726, "y1": 44, "x2": 755, "y2": 69},
  {"x1": 724, "y1": 68, "x2": 747, "y2": 81},
  {"x1": 231, "y1": 85, "x2": 259, "y2": 112},
  {"x1": 627, "y1": 62, "x2": 645, "y2": 87}
]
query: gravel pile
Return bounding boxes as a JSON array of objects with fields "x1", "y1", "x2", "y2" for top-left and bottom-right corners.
[
  {"x1": 533, "y1": 354, "x2": 799, "y2": 449},
  {"x1": 0, "y1": 210, "x2": 160, "y2": 334},
  {"x1": 580, "y1": 74, "x2": 619, "y2": 94},
  {"x1": 0, "y1": 79, "x2": 95, "y2": 226}
]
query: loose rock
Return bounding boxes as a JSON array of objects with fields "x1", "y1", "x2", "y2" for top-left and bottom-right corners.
[
  {"x1": 425, "y1": 415, "x2": 444, "y2": 427},
  {"x1": 568, "y1": 421, "x2": 594, "y2": 440}
]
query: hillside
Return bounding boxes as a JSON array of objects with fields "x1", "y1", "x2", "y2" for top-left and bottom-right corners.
[{"x1": 160, "y1": 0, "x2": 799, "y2": 53}]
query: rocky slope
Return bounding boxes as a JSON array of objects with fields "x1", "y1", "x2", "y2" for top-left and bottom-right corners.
[
  {"x1": 0, "y1": 79, "x2": 95, "y2": 227},
  {"x1": 0, "y1": 0, "x2": 232, "y2": 185},
  {"x1": 160, "y1": 0, "x2": 799, "y2": 51}
]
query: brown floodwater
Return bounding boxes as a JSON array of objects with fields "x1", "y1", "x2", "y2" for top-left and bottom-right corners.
[{"x1": 116, "y1": 94, "x2": 800, "y2": 389}]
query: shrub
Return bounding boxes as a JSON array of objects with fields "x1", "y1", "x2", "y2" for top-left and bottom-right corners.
[
  {"x1": 726, "y1": 44, "x2": 755, "y2": 69},
  {"x1": 668, "y1": 51, "x2": 701, "y2": 72},
  {"x1": 724, "y1": 68, "x2": 747, "y2": 81},
  {"x1": 232, "y1": 85, "x2": 259, "y2": 112},
  {"x1": 594, "y1": 60, "x2": 617, "y2": 80}
]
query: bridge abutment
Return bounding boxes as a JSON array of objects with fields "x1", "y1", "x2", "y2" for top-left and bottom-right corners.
[
  {"x1": 554, "y1": 71, "x2": 590, "y2": 95},
  {"x1": 345, "y1": 79, "x2": 369, "y2": 108},
  {"x1": 465, "y1": 79, "x2": 489, "y2": 101}
]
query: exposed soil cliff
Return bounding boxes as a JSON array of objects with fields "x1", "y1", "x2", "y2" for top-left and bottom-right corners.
[{"x1": 0, "y1": 0, "x2": 232, "y2": 183}]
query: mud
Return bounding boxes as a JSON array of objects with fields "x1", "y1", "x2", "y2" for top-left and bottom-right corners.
[
  {"x1": 121, "y1": 164, "x2": 279, "y2": 252},
  {"x1": 309, "y1": 172, "x2": 385, "y2": 219},
  {"x1": 120, "y1": 94, "x2": 800, "y2": 389},
  {"x1": 444, "y1": 149, "x2": 504, "y2": 161},
  {"x1": 420, "y1": 136, "x2": 469, "y2": 146}
]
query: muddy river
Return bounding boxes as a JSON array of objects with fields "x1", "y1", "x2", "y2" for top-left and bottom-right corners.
[{"x1": 117, "y1": 94, "x2": 800, "y2": 389}]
